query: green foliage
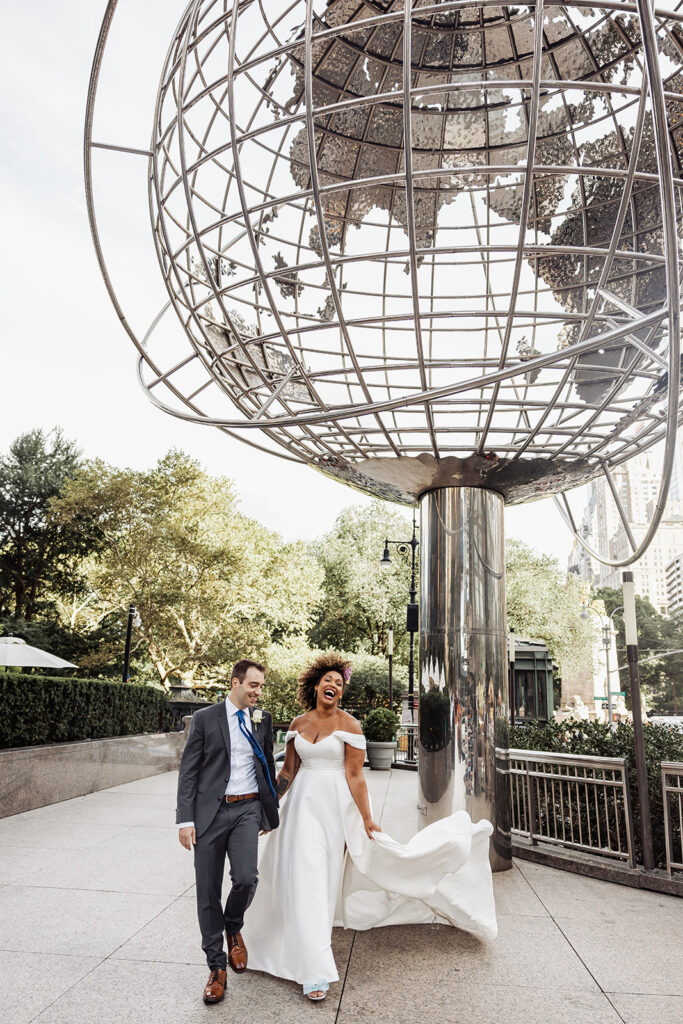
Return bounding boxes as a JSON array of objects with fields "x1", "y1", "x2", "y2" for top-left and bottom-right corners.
[
  {"x1": 52, "y1": 452, "x2": 322, "y2": 689},
  {"x1": 510, "y1": 719, "x2": 683, "y2": 868},
  {"x1": 309, "y1": 501, "x2": 414, "y2": 660},
  {"x1": 506, "y1": 539, "x2": 593, "y2": 681},
  {"x1": 0, "y1": 429, "x2": 96, "y2": 621},
  {"x1": 260, "y1": 637, "x2": 312, "y2": 724},
  {"x1": 0, "y1": 673, "x2": 172, "y2": 749},
  {"x1": 595, "y1": 586, "x2": 683, "y2": 714},
  {"x1": 0, "y1": 615, "x2": 126, "y2": 677},
  {"x1": 343, "y1": 651, "x2": 406, "y2": 718},
  {"x1": 363, "y1": 707, "x2": 399, "y2": 742}
]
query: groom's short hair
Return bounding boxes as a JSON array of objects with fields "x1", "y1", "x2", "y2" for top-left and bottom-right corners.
[{"x1": 231, "y1": 658, "x2": 265, "y2": 685}]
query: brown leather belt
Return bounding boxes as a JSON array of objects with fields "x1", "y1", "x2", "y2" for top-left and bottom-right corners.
[{"x1": 225, "y1": 792, "x2": 259, "y2": 803}]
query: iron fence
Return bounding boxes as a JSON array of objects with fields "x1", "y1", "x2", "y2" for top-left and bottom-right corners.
[
  {"x1": 505, "y1": 748, "x2": 636, "y2": 868},
  {"x1": 662, "y1": 762, "x2": 683, "y2": 877},
  {"x1": 395, "y1": 724, "x2": 418, "y2": 766}
]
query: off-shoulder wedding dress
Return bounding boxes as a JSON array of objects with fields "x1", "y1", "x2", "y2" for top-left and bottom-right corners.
[{"x1": 242, "y1": 730, "x2": 497, "y2": 991}]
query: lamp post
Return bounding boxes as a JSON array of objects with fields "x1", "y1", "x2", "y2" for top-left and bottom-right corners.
[
  {"x1": 380, "y1": 511, "x2": 419, "y2": 760},
  {"x1": 508, "y1": 628, "x2": 516, "y2": 726},
  {"x1": 622, "y1": 571, "x2": 655, "y2": 871},
  {"x1": 122, "y1": 604, "x2": 141, "y2": 683},
  {"x1": 387, "y1": 626, "x2": 394, "y2": 710},
  {"x1": 581, "y1": 602, "x2": 615, "y2": 726},
  {"x1": 604, "y1": 605, "x2": 623, "y2": 726}
]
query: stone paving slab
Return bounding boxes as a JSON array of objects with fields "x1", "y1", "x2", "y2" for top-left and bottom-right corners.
[
  {"x1": 0, "y1": 886, "x2": 174, "y2": 957},
  {"x1": 0, "y1": 767, "x2": 680, "y2": 1023},
  {"x1": 609, "y1": 993, "x2": 683, "y2": 1024},
  {"x1": 0, "y1": 951, "x2": 100, "y2": 1024}
]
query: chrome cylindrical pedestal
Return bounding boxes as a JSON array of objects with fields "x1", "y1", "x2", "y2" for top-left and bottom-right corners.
[{"x1": 417, "y1": 487, "x2": 511, "y2": 871}]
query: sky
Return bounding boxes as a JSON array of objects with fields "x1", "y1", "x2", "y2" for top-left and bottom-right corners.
[{"x1": 0, "y1": 0, "x2": 576, "y2": 561}]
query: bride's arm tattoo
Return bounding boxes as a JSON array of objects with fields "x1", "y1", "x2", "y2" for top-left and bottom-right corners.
[{"x1": 276, "y1": 770, "x2": 294, "y2": 798}]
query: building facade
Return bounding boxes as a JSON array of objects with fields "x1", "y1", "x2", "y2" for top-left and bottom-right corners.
[
  {"x1": 666, "y1": 554, "x2": 683, "y2": 616},
  {"x1": 570, "y1": 449, "x2": 683, "y2": 615}
]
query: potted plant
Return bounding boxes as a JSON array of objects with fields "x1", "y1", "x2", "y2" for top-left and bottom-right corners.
[{"x1": 363, "y1": 707, "x2": 400, "y2": 770}]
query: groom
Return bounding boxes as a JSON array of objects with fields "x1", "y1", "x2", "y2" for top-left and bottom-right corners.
[{"x1": 176, "y1": 659, "x2": 279, "y2": 1004}]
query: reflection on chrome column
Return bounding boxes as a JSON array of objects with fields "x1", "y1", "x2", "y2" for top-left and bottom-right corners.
[{"x1": 417, "y1": 487, "x2": 511, "y2": 872}]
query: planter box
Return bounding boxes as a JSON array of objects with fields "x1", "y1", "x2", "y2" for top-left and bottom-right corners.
[
  {"x1": 367, "y1": 740, "x2": 397, "y2": 770},
  {"x1": 0, "y1": 725, "x2": 190, "y2": 818}
]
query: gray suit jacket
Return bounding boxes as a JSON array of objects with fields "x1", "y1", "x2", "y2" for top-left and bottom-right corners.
[{"x1": 175, "y1": 701, "x2": 279, "y2": 836}]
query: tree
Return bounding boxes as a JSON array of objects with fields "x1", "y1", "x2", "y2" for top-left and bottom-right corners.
[
  {"x1": 0, "y1": 429, "x2": 95, "y2": 620},
  {"x1": 595, "y1": 586, "x2": 683, "y2": 714},
  {"x1": 309, "y1": 500, "x2": 415, "y2": 659},
  {"x1": 53, "y1": 451, "x2": 322, "y2": 689},
  {"x1": 506, "y1": 539, "x2": 593, "y2": 681}
]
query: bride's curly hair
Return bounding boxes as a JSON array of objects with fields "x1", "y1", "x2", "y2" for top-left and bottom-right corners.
[{"x1": 297, "y1": 651, "x2": 351, "y2": 711}]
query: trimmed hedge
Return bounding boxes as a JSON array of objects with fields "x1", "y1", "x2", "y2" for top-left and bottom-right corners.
[{"x1": 0, "y1": 673, "x2": 173, "y2": 749}]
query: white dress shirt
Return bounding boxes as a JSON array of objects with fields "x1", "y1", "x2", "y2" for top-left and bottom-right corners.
[
  {"x1": 225, "y1": 697, "x2": 259, "y2": 796},
  {"x1": 177, "y1": 698, "x2": 259, "y2": 828}
]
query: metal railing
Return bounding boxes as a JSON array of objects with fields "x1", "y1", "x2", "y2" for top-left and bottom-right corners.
[
  {"x1": 505, "y1": 748, "x2": 636, "y2": 868},
  {"x1": 395, "y1": 724, "x2": 418, "y2": 766},
  {"x1": 662, "y1": 762, "x2": 683, "y2": 877}
]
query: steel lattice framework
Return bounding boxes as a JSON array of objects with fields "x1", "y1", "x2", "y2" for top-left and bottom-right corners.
[{"x1": 86, "y1": 0, "x2": 683, "y2": 565}]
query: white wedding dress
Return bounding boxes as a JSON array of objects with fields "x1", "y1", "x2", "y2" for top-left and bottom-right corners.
[{"x1": 242, "y1": 730, "x2": 497, "y2": 989}]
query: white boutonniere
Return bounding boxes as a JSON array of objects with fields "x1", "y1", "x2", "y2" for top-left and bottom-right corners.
[{"x1": 252, "y1": 708, "x2": 263, "y2": 725}]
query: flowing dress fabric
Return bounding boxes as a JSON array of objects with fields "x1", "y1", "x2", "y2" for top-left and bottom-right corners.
[{"x1": 242, "y1": 731, "x2": 497, "y2": 987}]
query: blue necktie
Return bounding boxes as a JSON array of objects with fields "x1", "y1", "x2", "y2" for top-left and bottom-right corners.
[{"x1": 236, "y1": 709, "x2": 277, "y2": 802}]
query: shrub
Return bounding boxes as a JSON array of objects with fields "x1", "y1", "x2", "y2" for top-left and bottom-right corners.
[
  {"x1": 0, "y1": 673, "x2": 173, "y2": 749},
  {"x1": 363, "y1": 707, "x2": 399, "y2": 742},
  {"x1": 509, "y1": 719, "x2": 683, "y2": 869}
]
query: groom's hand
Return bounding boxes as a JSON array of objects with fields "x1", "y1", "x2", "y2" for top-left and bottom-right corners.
[{"x1": 179, "y1": 826, "x2": 196, "y2": 851}]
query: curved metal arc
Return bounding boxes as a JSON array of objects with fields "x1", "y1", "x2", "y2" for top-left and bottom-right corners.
[
  {"x1": 131, "y1": 306, "x2": 668, "y2": 430},
  {"x1": 84, "y1": 0, "x2": 140, "y2": 354},
  {"x1": 516, "y1": 75, "x2": 650, "y2": 462},
  {"x1": 402, "y1": 1, "x2": 439, "y2": 457},
  {"x1": 150, "y1": 2, "x2": 334, "y2": 463},
  {"x1": 220, "y1": 0, "x2": 366, "y2": 460},
  {"x1": 226, "y1": 1, "x2": 683, "y2": 82},
  {"x1": 301, "y1": 0, "x2": 400, "y2": 457},
  {"x1": 475, "y1": 0, "x2": 545, "y2": 455},
  {"x1": 84, "y1": 1, "x2": 308, "y2": 468},
  {"x1": 563, "y1": 0, "x2": 683, "y2": 569}
]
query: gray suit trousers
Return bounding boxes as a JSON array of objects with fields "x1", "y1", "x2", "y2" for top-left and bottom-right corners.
[{"x1": 194, "y1": 798, "x2": 261, "y2": 970}]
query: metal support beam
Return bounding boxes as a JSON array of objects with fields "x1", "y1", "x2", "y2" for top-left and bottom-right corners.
[{"x1": 418, "y1": 487, "x2": 511, "y2": 871}]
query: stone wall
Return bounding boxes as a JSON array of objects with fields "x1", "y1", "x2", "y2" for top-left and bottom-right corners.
[{"x1": 0, "y1": 721, "x2": 190, "y2": 818}]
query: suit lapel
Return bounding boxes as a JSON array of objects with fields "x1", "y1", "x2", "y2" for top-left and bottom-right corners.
[
  {"x1": 217, "y1": 699, "x2": 231, "y2": 757},
  {"x1": 248, "y1": 706, "x2": 258, "y2": 742}
]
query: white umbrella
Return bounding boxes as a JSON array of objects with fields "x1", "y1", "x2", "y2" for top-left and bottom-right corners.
[{"x1": 0, "y1": 636, "x2": 77, "y2": 669}]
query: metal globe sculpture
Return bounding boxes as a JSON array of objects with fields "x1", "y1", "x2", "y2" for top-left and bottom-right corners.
[
  {"x1": 87, "y1": 0, "x2": 682, "y2": 564},
  {"x1": 86, "y1": 0, "x2": 683, "y2": 866}
]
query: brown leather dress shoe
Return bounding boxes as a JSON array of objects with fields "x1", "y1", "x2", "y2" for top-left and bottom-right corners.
[
  {"x1": 226, "y1": 931, "x2": 248, "y2": 973},
  {"x1": 203, "y1": 967, "x2": 227, "y2": 1003}
]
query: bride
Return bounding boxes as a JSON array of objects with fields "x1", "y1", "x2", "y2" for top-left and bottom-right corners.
[{"x1": 242, "y1": 652, "x2": 497, "y2": 1001}]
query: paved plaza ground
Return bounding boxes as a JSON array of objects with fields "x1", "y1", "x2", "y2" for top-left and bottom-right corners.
[{"x1": 0, "y1": 767, "x2": 681, "y2": 1024}]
